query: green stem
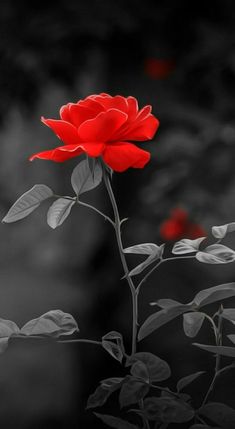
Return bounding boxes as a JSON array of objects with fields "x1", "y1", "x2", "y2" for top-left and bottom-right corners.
[{"x1": 103, "y1": 169, "x2": 137, "y2": 356}]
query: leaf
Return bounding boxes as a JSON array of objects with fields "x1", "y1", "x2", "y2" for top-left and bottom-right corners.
[
  {"x1": 0, "y1": 319, "x2": 20, "y2": 337},
  {"x1": 221, "y1": 308, "x2": 235, "y2": 324},
  {"x1": 196, "y1": 244, "x2": 235, "y2": 264},
  {"x1": 199, "y1": 402, "x2": 235, "y2": 428},
  {"x1": 193, "y1": 343, "x2": 235, "y2": 358},
  {"x1": 212, "y1": 222, "x2": 235, "y2": 239},
  {"x1": 0, "y1": 338, "x2": 10, "y2": 354},
  {"x1": 192, "y1": 283, "x2": 235, "y2": 307},
  {"x1": 183, "y1": 312, "x2": 205, "y2": 337},
  {"x1": 141, "y1": 283, "x2": 235, "y2": 341},
  {"x1": 102, "y1": 331, "x2": 125, "y2": 355},
  {"x1": 125, "y1": 244, "x2": 165, "y2": 277},
  {"x1": 172, "y1": 237, "x2": 206, "y2": 255},
  {"x1": 101, "y1": 377, "x2": 124, "y2": 391},
  {"x1": 152, "y1": 299, "x2": 183, "y2": 308},
  {"x1": 177, "y1": 371, "x2": 205, "y2": 392},
  {"x1": 138, "y1": 304, "x2": 191, "y2": 341},
  {"x1": 227, "y1": 334, "x2": 235, "y2": 344},
  {"x1": 130, "y1": 361, "x2": 149, "y2": 383},
  {"x1": 71, "y1": 159, "x2": 102, "y2": 196},
  {"x1": 94, "y1": 413, "x2": 138, "y2": 429},
  {"x1": 0, "y1": 318, "x2": 20, "y2": 354},
  {"x1": 102, "y1": 340, "x2": 123, "y2": 363},
  {"x1": 119, "y1": 377, "x2": 149, "y2": 408},
  {"x1": 143, "y1": 397, "x2": 194, "y2": 423},
  {"x1": 87, "y1": 385, "x2": 112, "y2": 409},
  {"x1": 127, "y1": 352, "x2": 171, "y2": 382},
  {"x1": 47, "y1": 198, "x2": 75, "y2": 229},
  {"x1": 124, "y1": 243, "x2": 163, "y2": 256},
  {"x1": 21, "y1": 310, "x2": 79, "y2": 337},
  {"x1": 189, "y1": 423, "x2": 213, "y2": 429},
  {"x1": 2, "y1": 185, "x2": 53, "y2": 223},
  {"x1": 102, "y1": 331, "x2": 123, "y2": 341}
]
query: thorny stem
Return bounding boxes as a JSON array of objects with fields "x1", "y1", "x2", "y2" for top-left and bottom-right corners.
[
  {"x1": 201, "y1": 304, "x2": 224, "y2": 407},
  {"x1": 102, "y1": 168, "x2": 138, "y2": 356}
]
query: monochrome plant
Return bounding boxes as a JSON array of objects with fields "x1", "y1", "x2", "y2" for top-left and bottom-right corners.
[{"x1": 2, "y1": 93, "x2": 235, "y2": 428}]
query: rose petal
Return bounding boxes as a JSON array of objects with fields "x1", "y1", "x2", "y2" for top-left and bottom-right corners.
[
  {"x1": 89, "y1": 93, "x2": 111, "y2": 99},
  {"x1": 136, "y1": 105, "x2": 152, "y2": 121},
  {"x1": 60, "y1": 104, "x2": 72, "y2": 122},
  {"x1": 41, "y1": 118, "x2": 79, "y2": 145},
  {"x1": 69, "y1": 104, "x2": 97, "y2": 128},
  {"x1": 121, "y1": 114, "x2": 159, "y2": 141},
  {"x1": 30, "y1": 145, "x2": 84, "y2": 162},
  {"x1": 78, "y1": 98, "x2": 105, "y2": 115},
  {"x1": 127, "y1": 96, "x2": 139, "y2": 120},
  {"x1": 78, "y1": 109, "x2": 127, "y2": 142},
  {"x1": 94, "y1": 95, "x2": 129, "y2": 113},
  {"x1": 30, "y1": 142, "x2": 104, "y2": 162},
  {"x1": 59, "y1": 142, "x2": 104, "y2": 157},
  {"x1": 102, "y1": 142, "x2": 150, "y2": 172}
]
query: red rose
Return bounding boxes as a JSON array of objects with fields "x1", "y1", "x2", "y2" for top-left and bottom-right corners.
[
  {"x1": 160, "y1": 208, "x2": 206, "y2": 241},
  {"x1": 30, "y1": 93, "x2": 159, "y2": 172}
]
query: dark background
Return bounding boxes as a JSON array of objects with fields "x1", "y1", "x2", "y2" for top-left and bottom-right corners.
[{"x1": 0, "y1": 0, "x2": 235, "y2": 427}]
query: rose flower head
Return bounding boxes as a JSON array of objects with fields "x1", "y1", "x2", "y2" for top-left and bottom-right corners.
[
  {"x1": 30, "y1": 93, "x2": 159, "y2": 172},
  {"x1": 160, "y1": 208, "x2": 206, "y2": 241}
]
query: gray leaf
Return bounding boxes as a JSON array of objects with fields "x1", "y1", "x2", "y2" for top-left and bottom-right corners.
[
  {"x1": 127, "y1": 352, "x2": 171, "y2": 382},
  {"x1": 196, "y1": 244, "x2": 235, "y2": 264},
  {"x1": 193, "y1": 283, "x2": 235, "y2": 307},
  {"x1": 47, "y1": 198, "x2": 75, "y2": 229},
  {"x1": 3, "y1": 185, "x2": 53, "y2": 223},
  {"x1": 94, "y1": 413, "x2": 138, "y2": 429},
  {"x1": 183, "y1": 312, "x2": 205, "y2": 337},
  {"x1": 71, "y1": 159, "x2": 102, "y2": 196},
  {"x1": 172, "y1": 237, "x2": 206, "y2": 255},
  {"x1": 21, "y1": 309, "x2": 79, "y2": 337},
  {"x1": 193, "y1": 343, "x2": 235, "y2": 358},
  {"x1": 138, "y1": 305, "x2": 191, "y2": 341},
  {"x1": 212, "y1": 222, "x2": 235, "y2": 239},
  {"x1": 177, "y1": 371, "x2": 205, "y2": 392}
]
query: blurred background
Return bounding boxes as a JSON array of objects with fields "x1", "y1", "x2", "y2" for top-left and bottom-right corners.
[{"x1": 0, "y1": 0, "x2": 235, "y2": 427}]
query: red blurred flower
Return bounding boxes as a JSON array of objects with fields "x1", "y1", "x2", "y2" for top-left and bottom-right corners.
[
  {"x1": 160, "y1": 208, "x2": 206, "y2": 241},
  {"x1": 30, "y1": 93, "x2": 159, "y2": 172},
  {"x1": 144, "y1": 58, "x2": 175, "y2": 79}
]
